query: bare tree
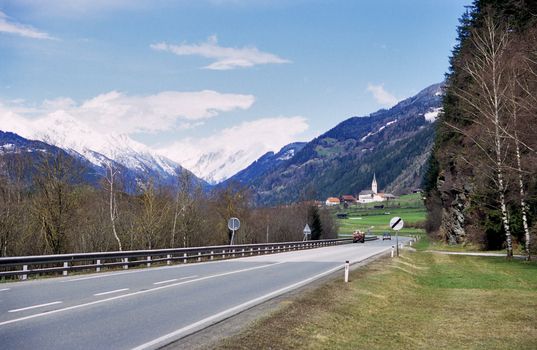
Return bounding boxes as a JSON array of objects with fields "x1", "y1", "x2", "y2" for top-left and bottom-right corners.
[
  {"x1": 447, "y1": 13, "x2": 514, "y2": 257},
  {"x1": 136, "y1": 180, "x2": 170, "y2": 250},
  {"x1": 104, "y1": 161, "x2": 122, "y2": 251},
  {"x1": 33, "y1": 149, "x2": 82, "y2": 254}
]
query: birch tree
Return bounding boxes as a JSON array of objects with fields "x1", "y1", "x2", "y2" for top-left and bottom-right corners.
[
  {"x1": 104, "y1": 161, "x2": 122, "y2": 251},
  {"x1": 447, "y1": 13, "x2": 514, "y2": 257}
]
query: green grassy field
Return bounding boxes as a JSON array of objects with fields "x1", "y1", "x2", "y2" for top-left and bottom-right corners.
[
  {"x1": 333, "y1": 193, "x2": 426, "y2": 236},
  {"x1": 215, "y1": 248, "x2": 537, "y2": 350}
]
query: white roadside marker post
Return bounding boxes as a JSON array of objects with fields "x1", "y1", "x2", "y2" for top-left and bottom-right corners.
[
  {"x1": 344, "y1": 260, "x2": 350, "y2": 283},
  {"x1": 391, "y1": 246, "x2": 395, "y2": 258},
  {"x1": 22, "y1": 265, "x2": 28, "y2": 280}
]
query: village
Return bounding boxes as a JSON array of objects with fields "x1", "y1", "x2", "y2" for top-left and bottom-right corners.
[{"x1": 324, "y1": 174, "x2": 397, "y2": 208}]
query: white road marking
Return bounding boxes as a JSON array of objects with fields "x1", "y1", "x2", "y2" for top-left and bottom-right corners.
[
  {"x1": 153, "y1": 279, "x2": 177, "y2": 285},
  {"x1": 130, "y1": 264, "x2": 346, "y2": 350},
  {"x1": 60, "y1": 259, "x2": 224, "y2": 283},
  {"x1": 0, "y1": 262, "x2": 284, "y2": 327},
  {"x1": 153, "y1": 276, "x2": 198, "y2": 285},
  {"x1": 8, "y1": 301, "x2": 62, "y2": 313},
  {"x1": 94, "y1": 288, "x2": 130, "y2": 296},
  {"x1": 0, "y1": 288, "x2": 10, "y2": 292},
  {"x1": 179, "y1": 275, "x2": 198, "y2": 280}
]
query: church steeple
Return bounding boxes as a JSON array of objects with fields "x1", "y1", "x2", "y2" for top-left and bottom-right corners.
[{"x1": 372, "y1": 173, "x2": 378, "y2": 194}]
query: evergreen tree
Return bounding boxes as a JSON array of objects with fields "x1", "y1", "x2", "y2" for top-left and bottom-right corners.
[{"x1": 308, "y1": 205, "x2": 323, "y2": 240}]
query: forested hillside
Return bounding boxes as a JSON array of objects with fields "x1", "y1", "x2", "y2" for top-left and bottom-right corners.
[{"x1": 424, "y1": 0, "x2": 537, "y2": 258}]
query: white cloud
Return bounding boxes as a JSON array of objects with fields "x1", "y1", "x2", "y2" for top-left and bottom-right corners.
[
  {"x1": 0, "y1": 11, "x2": 55, "y2": 40},
  {"x1": 366, "y1": 83, "x2": 398, "y2": 107},
  {"x1": 26, "y1": 90, "x2": 254, "y2": 135},
  {"x1": 151, "y1": 35, "x2": 291, "y2": 70},
  {"x1": 0, "y1": 89, "x2": 255, "y2": 151},
  {"x1": 157, "y1": 116, "x2": 309, "y2": 182}
]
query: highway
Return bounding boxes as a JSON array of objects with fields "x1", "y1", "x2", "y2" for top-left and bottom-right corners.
[{"x1": 0, "y1": 238, "x2": 407, "y2": 350}]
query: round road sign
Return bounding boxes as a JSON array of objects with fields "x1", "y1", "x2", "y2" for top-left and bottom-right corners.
[
  {"x1": 389, "y1": 216, "x2": 404, "y2": 231},
  {"x1": 228, "y1": 217, "x2": 240, "y2": 231}
]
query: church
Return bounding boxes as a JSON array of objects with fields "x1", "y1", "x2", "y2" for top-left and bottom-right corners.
[{"x1": 358, "y1": 174, "x2": 395, "y2": 203}]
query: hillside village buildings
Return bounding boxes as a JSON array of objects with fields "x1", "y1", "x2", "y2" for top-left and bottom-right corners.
[{"x1": 325, "y1": 174, "x2": 396, "y2": 206}]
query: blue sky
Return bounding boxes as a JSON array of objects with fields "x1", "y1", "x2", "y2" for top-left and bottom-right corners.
[{"x1": 0, "y1": 0, "x2": 471, "y2": 179}]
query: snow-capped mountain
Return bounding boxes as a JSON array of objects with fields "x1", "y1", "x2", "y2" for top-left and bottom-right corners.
[
  {"x1": 178, "y1": 143, "x2": 274, "y2": 185},
  {"x1": 0, "y1": 112, "x2": 208, "y2": 191},
  {"x1": 25, "y1": 113, "x2": 180, "y2": 180}
]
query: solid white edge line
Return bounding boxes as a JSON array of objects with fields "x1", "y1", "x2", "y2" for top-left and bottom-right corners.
[
  {"x1": 130, "y1": 264, "x2": 346, "y2": 350},
  {"x1": 153, "y1": 279, "x2": 178, "y2": 285},
  {"x1": 8, "y1": 301, "x2": 63, "y2": 313},
  {"x1": 94, "y1": 288, "x2": 130, "y2": 296},
  {"x1": 0, "y1": 262, "x2": 283, "y2": 327}
]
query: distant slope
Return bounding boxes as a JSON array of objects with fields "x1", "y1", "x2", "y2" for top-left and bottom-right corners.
[
  {"x1": 225, "y1": 83, "x2": 442, "y2": 205},
  {"x1": 222, "y1": 142, "x2": 306, "y2": 187}
]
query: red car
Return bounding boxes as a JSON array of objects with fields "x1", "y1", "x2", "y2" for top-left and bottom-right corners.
[{"x1": 352, "y1": 230, "x2": 365, "y2": 243}]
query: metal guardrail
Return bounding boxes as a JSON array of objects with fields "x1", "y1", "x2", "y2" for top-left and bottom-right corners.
[{"x1": 0, "y1": 236, "x2": 377, "y2": 280}]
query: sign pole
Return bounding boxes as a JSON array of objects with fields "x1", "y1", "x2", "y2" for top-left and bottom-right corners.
[{"x1": 396, "y1": 231, "x2": 399, "y2": 257}]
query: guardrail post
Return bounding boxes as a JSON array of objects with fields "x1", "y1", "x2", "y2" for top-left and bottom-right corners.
[
  {"x1": 232, "y1": 249, "x2": 236, "y2": 258},
  {"x1": 22, "y1": 265, "x2": 28, "y2": 280},
  {"x1": 147, "y1": 256, "x2": 151, "y2": 268},
  {"x1": 210, "y1": 251, "x2": 214, "y2": 260},
  {"x1": 223, "y1": 249, "x2": 226, "y2": 259},
  {"x1": 183, "y1": 253, "x2": 187, "y2": 264},
  {"x1": 198, "y1": 252, "x2": 202, "y2": 262},
  {"x1": 242, "y1": 248, "x2": 245, "y2": 257},
  {"x1": 167, "y1": 254, "x2": 171, "y2": 265},
  {"x1": 63, "y1": 262, "x2": 68, "y2": 276},
  {"x1": 250, "y1": 248, "x2": 253, "y2": 256},
  {"x1": 96, "y1": 259, "x2": 101, "y2": 272},
  {"x1": 123, "y1": 258, "x2": 129, "y2": 269}
]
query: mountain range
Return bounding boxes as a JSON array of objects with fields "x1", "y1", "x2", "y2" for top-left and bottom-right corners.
[
  {"x1": 0, "y1": 83, "x2": 442, "y2": 203},
  {"x1": 222, "y1": 83, "x2": 443, "y2": 205},
  {"x1": 0, "y1": 130, "x2": 207, "y2": 193}
]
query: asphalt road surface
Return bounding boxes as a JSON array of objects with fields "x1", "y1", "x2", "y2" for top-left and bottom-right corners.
[{"x1": 0, "y1": 237, "x2": 408, "y2": 350}]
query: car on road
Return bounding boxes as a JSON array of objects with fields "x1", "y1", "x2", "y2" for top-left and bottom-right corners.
[
  {"x1": 352, "y1": 230, "x2": 365, "y2": 243},
  {"x1": 382, "y1": 232, "x2": 391, "y2": 240}
]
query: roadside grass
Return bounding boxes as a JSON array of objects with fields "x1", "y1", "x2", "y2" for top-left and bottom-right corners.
[{"x1": 214, "y1": 251, "x2": 537, "y2": 350}]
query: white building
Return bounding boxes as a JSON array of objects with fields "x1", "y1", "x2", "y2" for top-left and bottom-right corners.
[{"x1": 358, "y1": 174, "x2": 394, "y2": 203}]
